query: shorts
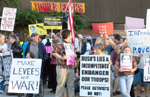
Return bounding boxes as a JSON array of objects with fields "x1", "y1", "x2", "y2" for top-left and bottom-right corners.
[
  {"x1": 134, "y1": 68, "x2": 150, "y2": 85},
  {"x1": 113, "y1": 65, "x2": 118, "y2": 78}
]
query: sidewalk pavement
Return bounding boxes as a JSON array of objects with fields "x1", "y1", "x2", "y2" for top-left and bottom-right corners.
[{"x1": 0, "y1": 85, "x2": 149, "y2": 97}]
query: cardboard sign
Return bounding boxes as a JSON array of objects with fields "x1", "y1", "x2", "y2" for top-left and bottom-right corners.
[
  {"x1": 146, "y1": 9, "x2": 150, "y2": 30},
  {"x1": 45, "y1": 46, "x2": 52, "y2": 53},
  {"x1": 8, "y1": 59, "x2": 42, "y2": 93},
  {"x1": 44, "y1": 17, "x2": 62, "y2": 29},
  {"x1": 92, "y1": 22, "x2": 113, "y2": 35},
  {"x1": 125, "y1": 16, "x2": 144, "y2": 29},
  {"x1": 120, "y1": 53, "x2": 132, "y2": 71},
  {"x1": 1, "y1": 7, "x2": 17, "y2": 31},
  {"x1": 126, "y1": 29, "x2": 150, "y2": 56},
  {"x1": 28, "y1": 23, "x2": 47, "y2": 36},
  {"x1": 80, "y1": 55, "x2": 110, "y2": 97},
  {"x1": 144, "y1": 58, "x2": 150, "y2": 81}
]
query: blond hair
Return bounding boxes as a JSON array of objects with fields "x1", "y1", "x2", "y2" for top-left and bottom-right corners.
[{"x1": 0, "y1": 35, "x2": 5, "y2": 43}]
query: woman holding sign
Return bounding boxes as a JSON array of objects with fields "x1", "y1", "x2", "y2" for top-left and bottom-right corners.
[{"x1": 115, "y1": 46, "x2": 137, "y2": 97}]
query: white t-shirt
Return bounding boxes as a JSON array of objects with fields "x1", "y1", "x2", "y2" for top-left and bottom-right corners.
[
  {"x1": 138, "y1": 55, "x2": 149, "y2": 69},
  {"x1": 0, "y1": 43, "x2": 8, "y2": 52}
]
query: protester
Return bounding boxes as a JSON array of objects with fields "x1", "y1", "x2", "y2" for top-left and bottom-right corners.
[
  {"x1": 42, "y1": 34, "x2": 52, "y2": 84},
  {"x1": 95, "y1": 34, "x2": 115, "y2": 55},
  {"x1": 22, "y1": 35, "x2": 31, "y2": 58},
  {"x1": 0, "y1": 35, "x2": 8, "y2": 93},
  {"x1": 114, "y1": 39, "x2": 143, "y2": 97},
  {"x1": 83, "y1": 37, "x2": 91, "y2": 55},
  {"x1": 25, "y1": 33, "x2": 48, "y2": 96},
  {"x1": 9, "y1": 35, "x2": 23, "y2": 58},
  {"x1": 50, "y1": 39, "x2": 59, "y2": 94},
  {"x1": 25, "y1": 51, "x2": 35, "y2": 97},
  {"x1": 53, "y1": 29, "x2": 77, "y2": 97},
  {"x1": 15, "y1": 34, "x2": 20, "y2": 42},
  {"x1": 115, "y1": 46, "x2": 137, "y2": 97},
  {"x1": 134, "y1": 54, "x2": 150, "y2": 97},
  {"x1": 112, "y1": 34, "x2": 122, "y2": 95},
  {"x1": 74, "y1": 32, "x2": 82, "y2": 58}
]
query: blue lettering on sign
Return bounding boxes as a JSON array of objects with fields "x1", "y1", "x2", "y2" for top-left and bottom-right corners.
[
  {"x1": 133, "y1": 47, "x2": 150, "y2": 54},
  {"x1": 146, "y1": 47, "x2": 150, "y2": 52},
  {"x1": 138, "y1": 48, "x2": 141, "y2": 53},
  {"x1": 128, "y1": 31, "x2": 133, "y2": 36},
  {"x1": 133, "y1": 47, "x2": 137, "y2": 54}
]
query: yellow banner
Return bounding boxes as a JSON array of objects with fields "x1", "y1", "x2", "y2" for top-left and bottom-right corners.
[
  {"x1": 31, "y1": 1, "x2": 85, "y2": 13},
  {"x1": 28, "y1": 23, "x2": 47, "y2": 36}
]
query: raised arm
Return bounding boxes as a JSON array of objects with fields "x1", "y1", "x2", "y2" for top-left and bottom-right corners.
[{"x1": 95, "y1": 34, "x2": 103, "y2": 45}]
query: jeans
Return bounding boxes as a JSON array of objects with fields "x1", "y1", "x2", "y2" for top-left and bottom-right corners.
[
  {"x1": 0, "y1": 80, "x2": 5, "y2": 91},
  {"x1": 119, "y1": 75, "x2": 133, "y2": 97}
]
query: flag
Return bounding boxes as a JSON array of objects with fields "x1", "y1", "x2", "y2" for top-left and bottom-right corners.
[{"x1": 64, "y1": 0, "x2": 75, "y2": 43}]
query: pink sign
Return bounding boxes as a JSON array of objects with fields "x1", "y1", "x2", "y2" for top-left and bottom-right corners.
[
  {"x1": 45, "y1": 46, "x2": 52, "y2": 53},
  {"x1": 1, "y1": 7, "x2": 17, "y2": 31},
  {"x1": 67, "y1": 56, "x2": 75, "y2": 66},
  {"x1": 125, "y1": 16, "x2": 144, "y2": 29}
]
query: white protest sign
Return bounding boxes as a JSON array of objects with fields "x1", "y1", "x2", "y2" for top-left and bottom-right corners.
[
  {"x1": 80, "y1": 55, "x2": 110, "y2": 97},
  {"x1": 1, "y1": 7, "x2": 17, "y2": 31},
  {"x1": 144, "y1": 58, "x2": 150, "y2": 82},
  {"x1": 8, "y1": 59, "x2": 42, "y2": 94},
  {"x1": 126, "y1": 29, "x2": 150, "y2": 56},
  {"x1": 120, "y1": 53, "x2": 132, "y2": 71}
]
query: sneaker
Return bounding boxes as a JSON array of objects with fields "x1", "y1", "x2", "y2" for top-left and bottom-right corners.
[
  {"x1": 141, "y1": 87, "x2": 145, "y2": 92},
  {"x1": 0, "y1": 90, "x2": 3, "y2": 93}
]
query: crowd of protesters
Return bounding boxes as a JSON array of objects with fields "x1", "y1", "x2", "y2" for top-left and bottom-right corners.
[{"x1": 0, "y1": 30, "x2": 149, "y2": 97}]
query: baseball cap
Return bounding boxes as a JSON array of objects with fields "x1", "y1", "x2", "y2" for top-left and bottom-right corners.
[
  {"x1": 31, "y1": 33, "x2": 38, "y2": 37},
  {"x1": 15, "y1": 34, "x2": 20, "y2": 38}
]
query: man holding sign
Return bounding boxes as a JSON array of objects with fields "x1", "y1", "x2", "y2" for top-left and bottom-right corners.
[{"x1": 53, "y1": 30, "x2": 77, "y2": 97}]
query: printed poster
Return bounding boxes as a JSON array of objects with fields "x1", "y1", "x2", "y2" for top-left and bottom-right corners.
[
  {"x1": 92, "y1": 22, "x2": 113, "y2": 35},
  {"x1": 28, "y1": 23, "x2": 47, "y2": 36},
  {"x1": 8, "y1": 59, "x2": 42, "y2": 93},
  {"x1": 120, "y1": 53, "x2": 132, "y2": 71},
  {"x1": 80, "y1": 55, "x2": 110, "y2": 97},
  {"x1": 1, "y1": 7, "x2": 17, "y2": 31}
]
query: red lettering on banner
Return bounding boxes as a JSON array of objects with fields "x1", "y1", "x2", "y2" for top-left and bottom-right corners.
[
  {"x1": 79, "y1": 4, "x2": 83, "y2": 13},
  {"x1": 54, "y1": 3, "x2": 58, "y2": 12},
  {"x1": 34, "y1": 2, "x2": 39, "y2": 11},
  {"x1": 64, "y1": 3, "x2": 69, "y2": 12},
  {"x1": 39, "y1": 2, "x2": 44, "y2": 12},
  {"x1": 61, "y1": 3, "x2": 65, "y2": 12},
  {"x1": 43, "y1": 3, "x2": 50, "y2": 12},
  {"x1": 74, "y1": 3, "x2": 79, "y2": 13},
  {"x1": 50, "y1": 3, "x2": 54, "y2": 12}
]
